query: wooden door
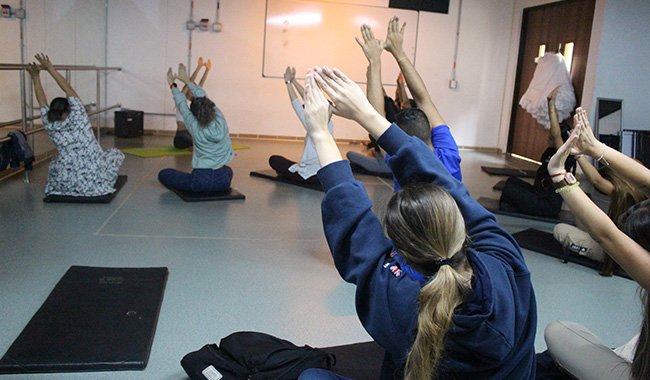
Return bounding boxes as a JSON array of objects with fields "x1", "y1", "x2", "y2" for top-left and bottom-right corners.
[{"x1": 507, "y1": 0, "x2": 596, "y2": 161}]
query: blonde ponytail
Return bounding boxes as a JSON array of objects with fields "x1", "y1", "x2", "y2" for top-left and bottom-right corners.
[{"x1": 384, "y1": 183, "x2": 473, "y2": 380}]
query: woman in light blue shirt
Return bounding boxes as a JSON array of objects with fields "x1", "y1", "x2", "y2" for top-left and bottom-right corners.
[{"x1": 160, "y1": 64, "x2": 235, "y2": 193}]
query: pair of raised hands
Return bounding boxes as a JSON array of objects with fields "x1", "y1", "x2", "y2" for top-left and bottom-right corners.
[
  {"x1": 548, "y1": 107, "x2": 605, "y2": 176},
  {"x1": 356, "y1": 16, "x2": 406, "y2": 63},
  {"x1": 283, "y1": 66, "x2": 296, "y2": 83},
  {"x1": 25, "y1": 53, "x2": 54, "y2": 77},
  {"x1": 167, "y1": 64, "x2": 191, "y2": 86},
  {"x1": 303, "y1": 66, "x2": 381, "y2": 137}
]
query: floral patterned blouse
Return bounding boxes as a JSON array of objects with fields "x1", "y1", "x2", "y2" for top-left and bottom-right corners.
[{"x1": 41, "y1": 97, "x2": 124, "y2": 196}]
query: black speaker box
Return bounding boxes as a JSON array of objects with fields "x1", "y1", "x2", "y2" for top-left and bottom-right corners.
[
  {"x1": 389, "y1": 0, "x2": 449, "y2": 13},
  {"x1": 114, "y1": 109, "x2": 144, "y2": 138}
]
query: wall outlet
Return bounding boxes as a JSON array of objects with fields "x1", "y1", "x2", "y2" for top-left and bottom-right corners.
[
  {"x1": 449, "y1": 79, "x2": 458, "y2": 89},
  {"x1": 212, "y1": 22, "x2": 222, "y2": 33},
  {"x1": 186, "y1": 20, "x2": 196, "y2": 30}
]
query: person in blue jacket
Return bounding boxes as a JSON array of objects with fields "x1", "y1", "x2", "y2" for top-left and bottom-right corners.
[
  {"x1": 160, "y1": 64, "x2": 235, "y2": 193},
  {"x1": 297, "y1": 66, "x2": 537, "y2": 380},
  {"x1": 355, "y1": 18, "x2": 462, "y2": 190}
]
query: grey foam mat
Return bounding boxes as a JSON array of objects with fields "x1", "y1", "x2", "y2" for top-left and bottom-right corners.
[
  {"x1": 43, "y1": 175, "x2": 127, "y2": 203},
  {"x1": 477, "y1": 197, "x2": 575, "y2": 225},
  {"x1": 0, "y1": 266, "x2": 168, "y2": 374},
  {"x1": 250, "y1": 170, "x2": 323, "y2": 191}
]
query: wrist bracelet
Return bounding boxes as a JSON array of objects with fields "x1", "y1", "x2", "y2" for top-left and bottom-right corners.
[
  {"x1": 286, "y1": 80, "x2": 291, "y2": 84},
  {"x1": 597, "y1": 145, "x2": 610, "y2": 166},
  {"x1": 550, "y1": 171, "x2": 566, "y2": 179},
  {"x1": 555, "y1": 181, "x2": 580, "y2": 193}
]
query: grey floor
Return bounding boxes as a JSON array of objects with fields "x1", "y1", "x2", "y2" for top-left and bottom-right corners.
[{"x1": 0, "y1": 134, "x2": 642, "y2": 380}]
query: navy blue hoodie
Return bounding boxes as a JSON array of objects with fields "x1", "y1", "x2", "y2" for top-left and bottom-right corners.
[{"x1": 317, "y1": 125, "x2": 536, "y2": 379}]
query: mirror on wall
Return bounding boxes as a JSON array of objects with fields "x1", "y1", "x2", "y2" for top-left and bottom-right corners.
[{"x1": 594, "y1": 98, "x2": 623, "y2": 151}]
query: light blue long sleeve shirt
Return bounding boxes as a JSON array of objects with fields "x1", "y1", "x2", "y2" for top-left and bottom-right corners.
[{"x1": 172, "y1": 83, "x2": 234, "y2": 169}]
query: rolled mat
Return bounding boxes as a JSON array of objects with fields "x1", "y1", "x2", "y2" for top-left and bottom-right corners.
[{"x1": 0, "y1": 266, "x2": 169, "y2": 373}]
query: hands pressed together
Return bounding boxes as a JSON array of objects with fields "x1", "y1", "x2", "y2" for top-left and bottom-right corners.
[
  {"x1": 548, "y1": 107, "x2": 608, "y2": 177},
  {"x1": 167, "y1": 63, "x2": 191, "y2": 86}
]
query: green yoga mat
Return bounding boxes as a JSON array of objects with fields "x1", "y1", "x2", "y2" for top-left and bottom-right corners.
[{"x1": 123, "y1": 144, "x2": 249, "y2": 158}]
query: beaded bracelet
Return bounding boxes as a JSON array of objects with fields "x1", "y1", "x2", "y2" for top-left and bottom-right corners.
[{"x1": 555, "y1": 182, "x2": 580, "y2": 194}]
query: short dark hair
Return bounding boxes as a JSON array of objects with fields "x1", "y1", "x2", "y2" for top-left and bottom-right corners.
[
  {"x1": 560, "y1": 122, "x2": 572, "y2": 142},
  {"x1": 48, "y1": 97, "x2": 70, "y2": 122},
  {"x1": 190, "y1": 97, "x2": 216, "y2": 127},
  {"x1": 396, "y1": 108, "x2": 431, "y2": 145},
  {"x1": 384, "y1": 96, "x2": 399, "y2": 123}
]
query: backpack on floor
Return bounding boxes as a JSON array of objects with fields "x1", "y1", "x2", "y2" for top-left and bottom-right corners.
[{"x1": 181, "y1": 331, "x2": 335, "y2": 380}]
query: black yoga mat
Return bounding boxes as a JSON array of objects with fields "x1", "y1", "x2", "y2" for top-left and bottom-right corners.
[
  {"x1": 0, "y1": 266, "x2": 169, "y2": 374},
  {"x1": 512, "y1": 228, "x2": 631, "y2": 280},
  {"x1": 349, "y1": 163, "x2": 393, "y2": 179},
  {"x1": 481, "y1": 166, "x2": 537, "y2": 178},
  {"x1": 493, "y1": 180, "x2": 507, "y2": 191},
  {"x1": 43, "y1": 175, "x2": 127, "y2": 203},
  {"x1": 167, "y1": 186, "x2": 245, "y2": 202},
  {"x1": 477, "y1": 197, "x2": 575, "y2": 225},
  {"x1": 250, "y1": 170, "x2": 323, "y2": 192},
  {"x1": 322, "y1": 341, "x2": 384, "y2": 380}
]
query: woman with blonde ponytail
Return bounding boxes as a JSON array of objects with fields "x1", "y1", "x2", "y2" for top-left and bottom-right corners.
[{"x1": 296, "y1": 66, "x2": 537, "y2": 380}]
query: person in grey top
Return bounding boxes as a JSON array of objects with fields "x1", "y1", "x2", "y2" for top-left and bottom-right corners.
[{"x1": 159, "y1": 64, "x2": 234, "y2": 193}]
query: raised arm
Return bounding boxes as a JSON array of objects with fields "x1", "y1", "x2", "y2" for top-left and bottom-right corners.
[
  {"x1": 548, "y1": 124, "x2": 650, "y2": 291},
  {"x1": 547, "y1": 86, "x2": 565, "y2": 149},
  {"x1": 284, "y1": 66, "x2": 299, "y2": 102},
  {"x1": 289, "y1": 67, "x2": 305, "y2": 100},
  {"x1": 574, "y1": 107, "x2": 650, "y2": 189},
  {"x1": 304, "y1": 70, "x2": 340, "y2": 167},
  {"x1": 198, "y1": 59, "x2": 211, "y2": 87},
  {"x1": 356, "y1": 24, "x2": 385, "y2": 118},
  {"x1": 26, "y1": 63, "x2": 48, "y2": 108},
  {"x1": 35, "y1": 53, "x2": 79, "y2": 100},
  {"x1": 313, "y1": 66, "x2": 390, "y2": 140},
  {"x1": 576, "y1": 156, "x2": 614, "y2": 195},
  {"x1": 395, "y1": 72, "x2": 411, "y2": 110},
  {"x1": 384, "y1": 17, "x2": 444, "y2": 128}
]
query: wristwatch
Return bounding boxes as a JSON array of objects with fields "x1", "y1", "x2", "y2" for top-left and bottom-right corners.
[{"x1": 553, "y1": 172, "x2": 577, "y2": 189}]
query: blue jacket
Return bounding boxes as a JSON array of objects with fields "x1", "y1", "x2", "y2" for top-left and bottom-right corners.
[
  {"x1": 318, "y1": 124, "x2": 536, "y2": 379},
  {"x1": 386, "y1": 125, "x2": 462, "y2": 191}
]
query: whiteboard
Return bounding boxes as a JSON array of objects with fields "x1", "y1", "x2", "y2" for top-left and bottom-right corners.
[{"x1": 263, "y1": 0, "x2": 419, "y2": 84}]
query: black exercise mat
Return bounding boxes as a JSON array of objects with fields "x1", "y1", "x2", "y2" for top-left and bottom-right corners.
[
  {"x1": 493, "y1": 180, "x2": 507, "y2": 191},
  {"x1": 43, "y1": 175, "x2": 127, "y2": 203},
  {"x1": 167, "y1": 186, "x2": 245, "y2": 202},
  {"x1": 512, "y1": 228, "x2": 631, "y2": 280},
  {"x1": 0, "y1": 266, "x2": 169, "y2": 374},
  {"x1": 250, "y1": 170, "x2": 323, "y2": 192},
  {"x1": 481, "y1": 166, "x2": 537, "y2": 178},
  {"x1": 322, "y1": 341, "x2": 384, "y2": 379},
  {"x1": 350, "y1": 163, "x2": 393, "y2": 179},
  {"x1": 477, "y1": 197, "x2": 575, "y2": 225}
]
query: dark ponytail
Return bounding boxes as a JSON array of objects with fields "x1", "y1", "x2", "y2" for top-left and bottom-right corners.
[{"x1": 47, "y1": 97, "x2": 70, "y2": 122}]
